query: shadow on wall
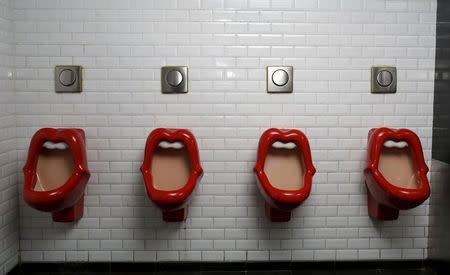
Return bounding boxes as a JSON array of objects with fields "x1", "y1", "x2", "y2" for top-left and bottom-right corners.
[
  {"x1": 433, "y1": 0, "x2": 450, "y2": 163},
  {"x1": 429, "y1": 0, "x2": 450, "y2": 270},
  {"x1": 428, "y1": 160, "x2": 450, "y2": 267}
]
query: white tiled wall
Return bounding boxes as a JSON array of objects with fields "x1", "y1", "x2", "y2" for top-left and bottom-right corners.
[
  {"x1": 0, "y1": 0, "x2": 19, "y2": 273},
  {"x1": 13, "y1": 0, "x2": 436, "y2": 262}
]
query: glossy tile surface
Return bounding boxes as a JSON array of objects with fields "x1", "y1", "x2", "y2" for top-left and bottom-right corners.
[{"x1": 13, "y1": 0, "x2": 436, "y2": 263}]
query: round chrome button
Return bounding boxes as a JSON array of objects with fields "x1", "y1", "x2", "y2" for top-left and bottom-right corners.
[
  {"x1": 376, "y1": 70, "x2": 393, "y2": 87},
  {"x1": 272, "y1": 69, "x2": 289, "y2": 87},
  {"x1": 59, "y1": 69, "x2": 77, "y2": 86},
  {"x1": 166, "y1": 70, "x2": 183, "y2": 87}
]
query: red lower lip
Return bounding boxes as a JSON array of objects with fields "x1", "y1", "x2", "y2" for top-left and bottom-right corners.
[
  {"x1": 253, "y1": 128, "x2": 316, "y2": 221},
  {"x1": 364, "y1": 127, "x2": 430, "y2": 220},
  {"x1": 140, "y1": 128, "x2": 203, "y2": 218},
  {"x1": 254, "y1": 129, "x2": 316, "y2": 196},
  {"x1": 22, "y1": 128, "x2": 90, "y2": 222},
  {"x1": 366, "y1": 127, "x2": 429, "y2": 175}
]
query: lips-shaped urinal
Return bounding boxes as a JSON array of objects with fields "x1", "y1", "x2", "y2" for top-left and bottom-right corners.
[
  {"x1": 254, "y1": 128, "x2": 316, "y2": 222},
  {"x1": 23, "y1": 128, "x2": 90, "y2": 222},
  {"x1": 364, "y1": 127, "x2": 430, "y2": 220},
  {"x1": 140, "y1": 128, "x2": 203, "y2": 222}
]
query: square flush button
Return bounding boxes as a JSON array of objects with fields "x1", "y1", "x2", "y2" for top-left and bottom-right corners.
[
  {"x1": 267, "y1": 66, "x2": 293, "y2": 93},
  {"x1": 161, "y1": 66, "x2": 188, "y2": 94},
  {"x1": 371, "y1": 66, "x2": 397, "y2": 94},
  {"x1": 55, "y1": 65, "x2": 82, "y2": 93}
]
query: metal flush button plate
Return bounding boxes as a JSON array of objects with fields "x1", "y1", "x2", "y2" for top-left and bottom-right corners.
[
  {"x1": 371, "y1": 66, "x2": 397, "y2": 94},
  {"x1": 267, "y1": 66, "x2": 293, "y2": 93},
  {"x1": 161, "y1": 66, "x2": 188, "y2": 93},
  {"x1": 55, "y1": 65, "x2": 82, "y2": 93}
]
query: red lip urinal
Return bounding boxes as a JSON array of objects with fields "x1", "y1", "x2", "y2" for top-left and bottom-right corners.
[
  {"x1": 140, "y1": 128, "x2": 203, "y2": 222},
  {"x1": 254, "y1": 128, "x2": 316, "y2": 222},
  {"x1": 364, "y1": 128, "x2": 430, "y2": 220},
  {"x1": 23, "y1": 128, "x2": 90, "y2": 222}
]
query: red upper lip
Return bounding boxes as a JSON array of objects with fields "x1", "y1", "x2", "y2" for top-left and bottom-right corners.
[
  {"x1": 23, "y1": 128, "x2": 89, "y2": 209},
  {"x1": 254, "y1": 128, "x2": 316, "y2": 203},
  {"x1": 140, "y1": 128, "x2": 203, "y2": 205},
  {"x1": 365, "y1": 127, "x2": 430, "y2": 196}
]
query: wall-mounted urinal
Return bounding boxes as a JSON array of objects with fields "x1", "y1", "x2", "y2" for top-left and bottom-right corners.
[
  {"x1": 254, "y1": 128, "x2": 316, "y2": 222},
  {"x1": 23, "y1": 128, "x2": 90, "y2": 222},
  {"x1": 364, "y1": 127, "x2": 430, "y2": 220},
  {"x1": 140, "y1": 128, "x2": 203, "y2": 222}
]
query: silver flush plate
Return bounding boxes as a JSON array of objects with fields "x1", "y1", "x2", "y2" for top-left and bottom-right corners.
[
  {"x1": 161, "y1": 66, "x2": 188, "y2": 94},
  {"x1": 55, "y1": 65, "x2": 82, "y2": 93},
  {"x1": 267, "y1": 66, "x2": 293, "y2": 93},
  {"x1": 371, "y1": 66, "x2": 397, "y2": 94}
]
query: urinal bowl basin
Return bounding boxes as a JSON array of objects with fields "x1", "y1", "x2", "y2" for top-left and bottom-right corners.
[
  {"x1": 140, "y1": 128, "x2": 203, "y2": 222},
  {"x1": 364, "y1": 127, "x2": 430, "y2": 220},
  {"x1": 23, "y1": 128, "x2": 90, "y2": 222},
  {"x1": 254, "y1": 128, "x2": 316, "y2": 222}
]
